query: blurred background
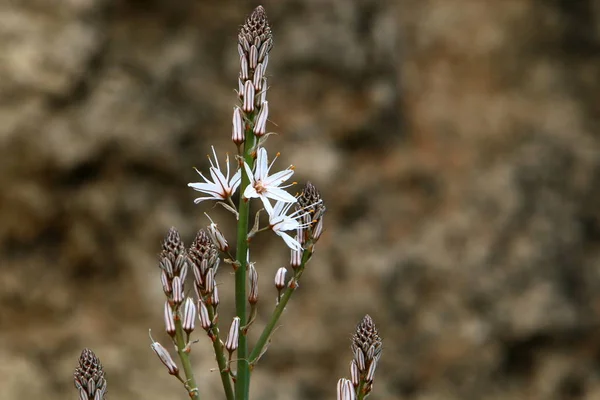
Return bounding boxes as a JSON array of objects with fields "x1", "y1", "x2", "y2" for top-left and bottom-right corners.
[{"x1": 1, "y1": 0, "x2": 599, "y2": 399}]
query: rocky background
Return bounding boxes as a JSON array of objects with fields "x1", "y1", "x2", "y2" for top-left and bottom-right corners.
[{"x1": 1, "y1": 0, "x2": 599, "y2": 399}]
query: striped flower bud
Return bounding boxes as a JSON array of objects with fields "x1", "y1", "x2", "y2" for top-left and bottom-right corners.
[
  {"x1": 172, "y1": 276, "x2": 184, "y2": 305},
  {"x1": 182, "y1": 297, "x2": 196, "y2": 334},
  {"x1": 225, "y1": 316, "x2": 241, "y2": 352},
  {"x1": 206, "y1": 215, "x2": 229, "y2": 252},
  {"x1": 248, "y1": 263, "x2": 258, "y2": 304},
  {"x1": 232, "y1": 107, "x2": 244, "y2": 145},
  {"x1": 290, "y1": 247, "x2": 302, "y2": 269},
  {"x1": 74, "y1": 349, "x2": 107, "y2": 400},
  {"x1": 242, "y1": 80, "x2": 255, "y2": 113},
  {"x1": 198, "y1": 299, "x2": 211, "y2": 330},
  {"x1": 211, "y1": 284, "x2": 220, "y2": 307},
  {"x1": 151, "y1": 340, "x2": 179, "y2": 376},
  {"x1": 253, "y1": 101, "x2": 268, "y2": 136},
  {"x1": 350, "y1": 359, "x2": 360, "y2": 387},
  {"x1": 164, "y1": 301, "x2": 176, "y2": 337},
  {"x1": 336, "y1": 378, "x2": 355, "y2": 400},
  {"x1": 274, "y1": 267, "x2": 287, "y2": 290}
]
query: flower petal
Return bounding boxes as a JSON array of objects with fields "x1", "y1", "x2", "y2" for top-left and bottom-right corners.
[
  {"x1": 276, "y1": 231, "x2": 302, "y2": 251},
  {"x1": 254, "y1": 147, "x2": 269, "y2": 180},
  {"x1": 264, "y1": 187, "x2": 297, "y2": 203},
  {"x1": 263, "y1": 168, "x2": 294, "y2": 187}
]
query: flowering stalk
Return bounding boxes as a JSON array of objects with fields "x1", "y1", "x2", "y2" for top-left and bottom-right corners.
[{"x1": 233, "y1": 6, "x2": 273, "y2": 399}]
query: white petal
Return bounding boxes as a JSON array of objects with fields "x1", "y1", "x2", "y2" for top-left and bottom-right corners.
[
  {"x1": 277, "y1": 231, "x2": 302, "y2": 251},
  {"x1": 263, "y1": 168, "x2": 294, "y2": 187},
  {"x1": 265, "y1": 187, "x2": 297, "y2": 203},
  {"x1": 243, "y1": 185, "x2": 259, "y2": 200},
  {"x1": 230, "y1": 169, "x2": 242, "y2": 193},
  {"x1": 259, "y1": 195, "x2": 274, "y2": 214}
]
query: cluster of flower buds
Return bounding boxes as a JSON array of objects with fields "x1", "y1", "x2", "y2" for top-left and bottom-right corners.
[
  {"x1": 232, "y1": 5, "x2": 273, "y2": 145},
  {"x1": 296, "y1": 182, "x2": 326, "y2": 246},
  {"x1": 74, "y1": 348, "x2": 108, "y2": 400},
  {"x1": 350, "y1": 315, "x2": 383, "y2": 396},
  {"x1": 159, "y1": 228, "x2": 189, "y2": 307},
  {"x1": 188, "y1": 229, "x2": 221, "y2": 311}
]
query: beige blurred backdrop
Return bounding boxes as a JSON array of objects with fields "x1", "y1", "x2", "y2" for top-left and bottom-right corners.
[{"x1": 1, "y1": 0, "x2": 599, "y2": 399}]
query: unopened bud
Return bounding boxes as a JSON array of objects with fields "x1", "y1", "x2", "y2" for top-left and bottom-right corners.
[
  {"x1": 211, "y1": 285, "x2": 220, "y2": 307},
  {"x1": 253, "y1": 63, "x2": 264, "y2": 91},
  {"x1": 205, "y1": 268, "x2": 215, "y2": 295},
  {"x1": 164, "y1": 301, "x2": 176, "y2": 337},
  {"x1": 253, "y1": 101, "x2": 268, "y2": 136},
  {"x1": 172, "y1": 276, "x2": 184, "y2": 305},
  {"x1": 232, "y1": 107, "x2": 244, "y2": 145},
  {"x1": 240, "y1": 54, "x2": 249, "y2": 80},
  {"x1": 248, "y1": 263, "x2": 258, "y2": 304},
  {"x1": 198, "y1": 299, "x2": 211, "y2": 330},
  {"x1": 206, "y1": 215, "x2": 228, "y2": 252},
  {"x1": 337, "y1": 378, "x2": 355, "y2": 400},
  {"x1": 150, "y1": 339, "x2": 179, "y2": 376},
  {"x1": 160, "y1": 270, "x2": 171, "y2": 296},
  {"x1": 290, "y1": 248, "x2": 302, "y2": 269},
  {"x1": 242, "y1": 80, "x2": 255, "y2": 112},
  {"x1": 274, "y1": 267, "x2": 287, "y2": 290},
  {"x1": 366, "y1": 359, "x2": 377, "y2": 383},
  {"x1": 350, "y1": 360, "x2": 360, "y2": 386},
  {"x1": 256, "y1": 78, "x2": 267, "y2": 107},
  {"x1": 225, "y1": 316, "x2": 241, "y2": 352},
  {"x1": 249, "y1": 44, "x2": 258, "y2": 69},
  {"x1": 182, "y1": 297, "x2": 196, "y2": 334}
]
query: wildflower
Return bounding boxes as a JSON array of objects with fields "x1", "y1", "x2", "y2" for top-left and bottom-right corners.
[
  {"x1": 267, "y1": 200, "x2": 312, "y2": 251},
  {"x1": 188, "y1": 146, "x2": 241, "y2": 204},
  {"x1": 243, "y1": 147, "x2": 296, "y2": 213}
]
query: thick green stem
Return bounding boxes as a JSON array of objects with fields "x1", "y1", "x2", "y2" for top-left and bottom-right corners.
[
  {"x1": 206, "y1": 305, "x2": 235, "y2": 400},
  {"x1": 249, "y1": 248, "x2": 313, "y2": 364},
  {"x1": 234, "y1": 135, "x2": 255, "y2": 400},
  {"x1": 174, "y1": 318, "x2": 200, "y2": 400}
]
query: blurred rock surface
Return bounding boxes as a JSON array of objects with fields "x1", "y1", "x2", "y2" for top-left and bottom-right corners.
[{"x1": 0, "y1": 0, "x2": 599, "y2": 399}]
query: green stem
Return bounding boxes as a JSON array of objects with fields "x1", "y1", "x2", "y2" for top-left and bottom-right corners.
[
  {"x1": 249, "y1": 247, "x2": 313, "y2": 364},
  {"x1": 174, "y1": 317, "x2": 200, "y2": 400},
  {"x1": 207, "y1": 305, "x2": 235, "y2": 400},
  {"x1": 356, "y1": 381, "x2": 366, "y2": 400},
  {"x1": 234, "y1": 135, "x2": 255, "y2": 400}
]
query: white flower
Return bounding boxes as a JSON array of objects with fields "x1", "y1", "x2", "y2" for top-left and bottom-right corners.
[
  {"x1": 243, "y1": 147, "x2": 296, "y2": 212},
  {"x1": 267, "y1": 200, "x2": 308, "y2": 251},
  {"x1": 188, "y1": 146, "x2": 241, "y2": 204}
]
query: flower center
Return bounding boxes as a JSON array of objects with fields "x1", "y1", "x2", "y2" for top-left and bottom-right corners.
[{"x1": 254, "y1": 180, "x2": 267, "y2": 194}]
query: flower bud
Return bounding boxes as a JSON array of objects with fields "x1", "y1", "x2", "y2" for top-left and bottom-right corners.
[
  {"x1": 150, "y1": 339, "x2": 179, "y2": 376},
  {"x1": 242, "y1": 80, "x2": 255, "y2": 113},
  {"x1": 172, "y1": 276, "x2": 184, "y2": 305},
  {"x1": 182, "y1": 297, "x2": 196, "y2": 334},
  {"x1": 253, "y1": 101, "x2": 268, "y2": 136},
  {"x1": 198, "y1": 299, "x2": 211, "y2": 330},
  {"x1": 248, "y1": 263, "x2": 258, "y2": 304},
  {"x1": 164, "y1": 301, "x2": 176, "y2": 337},
  {"x1": 232, "y1": 107, "x2": 244, "y2": 145},
  {"x1": 274, "y1": 267, "x2": 287, "y2": 290},
  {"x1": 225, "y1": 316, "x2": 241, "y2": 352},
  {"x1": 337, "y1": 378, "x2": 355, "y2": 400}
]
